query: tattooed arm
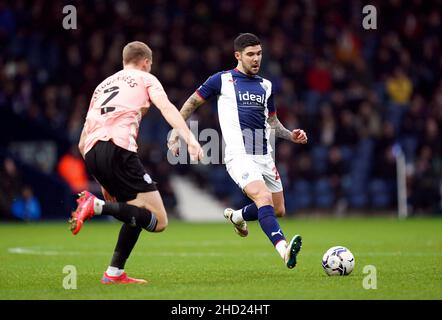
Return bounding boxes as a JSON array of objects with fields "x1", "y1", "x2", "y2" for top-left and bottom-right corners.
[
  {"x1": 267, "y1": 113, "x2": 308, "y2": 144},
  {"x1": 267, "y1": 114, "x2": 293, "y2": 141},
  {"x1": 179, "y1": 92, "x2": 206, "y2": 121},
  {"x1": 167, "y1": 92, "x2": 206, "y2": 155}
]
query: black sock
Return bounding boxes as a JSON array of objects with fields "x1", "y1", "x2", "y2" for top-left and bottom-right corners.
[
  {"x1": 110, "y1": 223, "x2": 142, "y2": 269},
  {"x1": 102, "y1": 202, "x2": 158, "y2": 232}
]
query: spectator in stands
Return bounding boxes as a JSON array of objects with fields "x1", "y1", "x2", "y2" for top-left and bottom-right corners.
[
  {"x1": 355, "y1": 101, "x2": 382, "y2": 140},
  {"x1": 326, "y1": 146, "x2": 346, "y2": 203},
  {"x1": 409, "y1": 146, "x2": 441, "y2": 213},
  {"x1": 373, "y1": 146, "x2": 397, "y2": 184},
  {"x1": 335, "y1": 109, "x2": 358, "y2": 147},
  {"x1": 386, "y1": 67, "x2": 413, "y2": 105},
  {"x1": 307, "y1": 58, "x2": 332, "y2": 94},
  {"x1": 0, "y1": 157, "x2": 23, "y2": 220},
  {"x1": 11, "y1": 185, "x2": 41, "y2": 221},
  {"x1": 318, "y1": 103, "x2": 336, "y2": 146}
]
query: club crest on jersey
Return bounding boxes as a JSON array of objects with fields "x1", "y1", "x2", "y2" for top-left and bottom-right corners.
[
  {"x1": 238, "y1": 91, "x2": 265, "y2": 106},
  {"x1": 242, "y1": 172, "x2": 249, "y2": 180}
]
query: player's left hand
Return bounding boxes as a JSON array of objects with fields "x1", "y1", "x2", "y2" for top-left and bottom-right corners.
[
  {"x1": 167, "y1": 130, "x2": 181, "y2": 156},
  {"x1": 291, "y1": 129, "x2": 308, "y2": 144}
]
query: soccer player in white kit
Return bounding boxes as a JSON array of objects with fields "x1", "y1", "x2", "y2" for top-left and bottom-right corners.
[
  {"x1": 168, "y1": 33, "x2": 308, "y2": 269},
  {"x1": 71, "y1": 41, "x2": 203, "y2": 284}
]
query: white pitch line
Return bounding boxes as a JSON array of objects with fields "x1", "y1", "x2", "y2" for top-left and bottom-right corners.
[
  {"x1": 8, "y1": 247, "x2": 76, "y2": 256},
  {"x1": 6, "y1": 247, "x2": 243, "y2": 257},
  {"x1": 8, "y1": 247, "x2": 442, "y2": 258}
]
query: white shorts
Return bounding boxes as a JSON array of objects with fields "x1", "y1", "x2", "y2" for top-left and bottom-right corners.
[{"x1": 225, "y1": 154, "x2": 283, "y2": 193}]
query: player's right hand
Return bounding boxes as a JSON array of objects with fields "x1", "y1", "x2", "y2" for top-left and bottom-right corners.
[{"x1": 188, "y1": 139, "x2": 204, "y2": 162}]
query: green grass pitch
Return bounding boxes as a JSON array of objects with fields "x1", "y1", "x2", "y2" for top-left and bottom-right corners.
[{"x1": 0, "y1": 217, "x2": 441, "y2": 300}]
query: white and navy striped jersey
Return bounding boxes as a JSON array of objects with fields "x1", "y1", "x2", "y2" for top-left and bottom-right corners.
[{"x1": 196, "y1": 68, "x2": 276, "y2": 157}]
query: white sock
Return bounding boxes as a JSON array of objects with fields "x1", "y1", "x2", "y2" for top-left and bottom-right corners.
[
  {"x1": 231, "y1": 209, "x2": 244, "y2": 224},
  {"x1": 275, "y1": 240, "x2": 288, "y2": 259},
  {"x1": 106, "y1": 266, "x2": 124, "y2": 277},
  {"x1": 94, "y1": 198, "x2": 105, "y2": 215}
]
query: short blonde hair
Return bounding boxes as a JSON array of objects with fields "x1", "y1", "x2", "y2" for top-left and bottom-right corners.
[{"x1": 122, "y1": 41, "x2": 152, "y2": 65}]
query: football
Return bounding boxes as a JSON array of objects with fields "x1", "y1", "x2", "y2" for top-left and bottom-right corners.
[{"x1": 322, "y1": 246, "x2": 355, "y2": 276}]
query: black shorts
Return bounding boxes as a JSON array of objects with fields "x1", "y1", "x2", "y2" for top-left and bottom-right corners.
[{"x1": 85, "y1": 140, "x2": 157, "y2": 202}]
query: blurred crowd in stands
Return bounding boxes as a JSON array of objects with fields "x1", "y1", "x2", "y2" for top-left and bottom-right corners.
[
  {"x1": 0, "y1": 157, "x2": 41, "y2": 220},
  {"x1": 0, "y1": 0, "x2": 441, "y2": 219}
]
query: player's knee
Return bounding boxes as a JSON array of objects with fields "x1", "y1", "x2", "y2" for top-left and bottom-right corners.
[
  {"x1": 154, "y1": 219, "x2": 168, "y2": 232},
  {"x1": 155, "y1": 224, "x2": 167, "y2": 232},
  {"x1": 255, "y1": 191, "x2": 273, "y2": 207},
  {"x1": 153, "y1": 213, "x2": 168, "y2": 232}
]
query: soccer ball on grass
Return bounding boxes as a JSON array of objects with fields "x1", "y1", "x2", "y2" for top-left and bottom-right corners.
[{"x1": 322, "y1": 246, "x2": 355, "y2": 276}]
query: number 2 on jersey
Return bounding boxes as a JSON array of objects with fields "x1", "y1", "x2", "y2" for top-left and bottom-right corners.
[{"x1": 101, "y1": 86, "x2": 119, "y2": 115}]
